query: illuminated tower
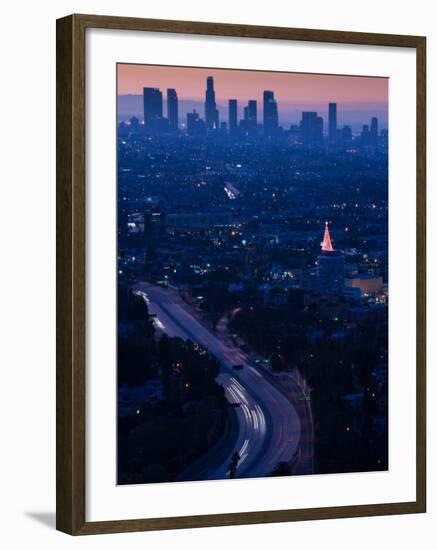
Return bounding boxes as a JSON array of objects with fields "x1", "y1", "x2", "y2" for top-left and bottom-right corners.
[
  {"x1": 317, "y1": 222, "x2": 345, "y2": 293},
  {"x1": 321, "y1": 221, "x2": 334, "y2": 252}
]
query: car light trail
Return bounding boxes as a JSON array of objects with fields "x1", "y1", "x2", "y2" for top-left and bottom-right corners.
[
  {"x1": 238, "y1": 439, "x2": 250, "y2": 465},
  {"x1": 135, "y1": 282, "x2": 303, "y2": 481}
]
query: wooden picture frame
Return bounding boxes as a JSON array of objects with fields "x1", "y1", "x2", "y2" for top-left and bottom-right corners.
[{"x1": 56, "y1": 13, "x2": 426, "y2": 535}]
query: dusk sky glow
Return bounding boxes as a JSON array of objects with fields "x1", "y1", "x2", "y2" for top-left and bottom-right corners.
[{"x1": 117, "y1": 63, "x2": 388, "y2": 129}]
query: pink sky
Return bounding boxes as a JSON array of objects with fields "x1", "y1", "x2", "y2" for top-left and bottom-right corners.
[{"x1": 117, "y1": 63, "x2": 388, "y2": 108}]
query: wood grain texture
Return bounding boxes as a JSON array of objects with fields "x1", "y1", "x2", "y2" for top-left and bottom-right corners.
[
  {"x1": 56, "y1": 13, "x2": 426, "y2": 535},
  {"x1": 73, "y1": 13, "x2": 423, "y2": 47},
  {"x1": 415, "y1": 36, "x2": 427, "y2": 514},
  {"x1": 56, "y1": 14, "x2": 86, "y2": 535}
]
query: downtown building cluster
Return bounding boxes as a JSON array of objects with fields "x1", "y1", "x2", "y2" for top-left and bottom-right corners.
[{"x1": 135, "y1": 76, "x2": 386, "y2": 147}]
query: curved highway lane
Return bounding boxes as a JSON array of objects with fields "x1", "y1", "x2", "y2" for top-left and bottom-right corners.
[{"x1": 135, "y1": 283, "x2": 302, "y2": 480}]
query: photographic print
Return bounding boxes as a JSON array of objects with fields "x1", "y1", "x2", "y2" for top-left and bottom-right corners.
[{"x1": 116, "y1": 63, "x2": 389, "y2": 485}]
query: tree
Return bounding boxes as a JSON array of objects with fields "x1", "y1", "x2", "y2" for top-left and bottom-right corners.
[
  {"x1": 270, "y1": 461, "x2": 293, "y2": 477},
  {"x1": 157, "y1": 334, "x2": 174, "y2": 400},
  {"x1": 270, "y1": 352, "x2": 285, "y2": 373},
  {"x1": 228, "y1": 451, "x2": 241, "y2": 479}
]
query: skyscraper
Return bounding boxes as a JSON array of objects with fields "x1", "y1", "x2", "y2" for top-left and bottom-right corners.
[
  {"x1": 342, "y1": 125, "x2": 352, "y2": 144},
  {"x1": 229, "y1": 99, "x2": 238, "y2": 136},
  {"x1": 205, "y1": 76, "x2": 219, "y2": 131},
  {"x1": 247, "y1": 100, "x2": 257, "y2": 129},
  {"x1": 328, "y1": 102, "x2": 337, "y2": 143},
  {"x1": 300, "y1": 112, "x2": 324, "y2": 145},
  {"x1": 361, "y1": 124, "x2": 370, "y2": 145},
  {"x1": 187, "y1": 110, "x2": 206, "y2": 137},
  {"x1": 143, "y1": 87, "x2": 163, "y2": 127},
  {"x1": 167, "y1": 88, "x2": 178, "y2": 132},
  {"x1": 370, "y1": 117, "x2": 378, "y2": 145},
  {"x1": 263, "y1": 91, "x2": 278, "y2": 136},
  {"x1": 240, "y1": 100, "x2": 257, "y2": 134}
]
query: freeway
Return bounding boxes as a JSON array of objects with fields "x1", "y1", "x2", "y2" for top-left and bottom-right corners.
[{"x1": 135, "y1": 282, "x2": 302, "y2": 480}]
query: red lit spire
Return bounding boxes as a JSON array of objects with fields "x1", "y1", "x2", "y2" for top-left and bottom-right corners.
[{"x1": 321, "y1": 221, "x2": 334, "y2": 252}]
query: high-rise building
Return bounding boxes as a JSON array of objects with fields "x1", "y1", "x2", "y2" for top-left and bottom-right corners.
[
  {"x1": 205, "y1": 76, "x2": 219, "y2": 131},
  {"x1": 342, "y1": 125, "x2": 352, "y2": 144},
  {"x1": 143, "y1": 87, "x2": 163, "y2": 127},
  {"x1": 328, "y1": 102, "x2": 337, "y2": 142},
  {"x1": 300, "y1": 112, "x2": 324, "y2": 144},
  {"x1": 370, "y1": 117, "x2": 378, "y2": 145},
  {"x1": 167, "y1": 88, "x2": 178, "y2": 132},
  {"x1": 241, "y1": 100, "x2": 257, "y2": 134},
  {"x1": 263, "y1": 91, "x2": 278, "y2": 136},
  {"x1": 247, "y1": 100, "x2": 257, "y2": 127},
  {"x1": 187, "y1": 110, "x2": 206, "y2": 137},
  {"x1": 361, "y1": 124, "x2": 370, "y2": 145},
  {"x1": 317, "y1": 222, "x2": 345, "y2": 294},
  {"x1": 229, "y1": 99, "x2": 238, "y2": 135}
]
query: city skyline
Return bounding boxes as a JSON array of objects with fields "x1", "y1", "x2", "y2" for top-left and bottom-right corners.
[
  {"x1": 117, "y1": 64, "x2": 388, "y2": 129},
  {"x1": 117, "y1": 63, "x2": 388, "y2": 486},
  {"x1": 129, "y1": 76, "x2": 385, "y2": 146}
]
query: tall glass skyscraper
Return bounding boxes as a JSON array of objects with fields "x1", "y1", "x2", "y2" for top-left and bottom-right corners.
[
  {"x1": 187, "y1": 110, "x2": 206, "y2": 137},
  {"x1": 205, "y1": 76, "x2": 219, "y2": 131},
  {"x1": 329, "y1": 102, "x2": 337, "y2": 142},
  {"x1": 167, "y1": 88, "x2": 178, "y2": 132},
  {"x1": 228, "y1": 99, "x2": 238, "y2": 135},
  {"x1": 247, "y1": 100, "x2": 257, "y2": 128},
  {"x1": 263, "y1": 91, "x2": 278, "y2": 136},
  {"x1": 370, "y1": 117, "x2": 379, "y2": 145},
  {"x1": 300, "y1": 112, "x2": 324, "y2": 144},
  {"x1": 143, "y1": 87, "x2": 163, "y2": 127}
]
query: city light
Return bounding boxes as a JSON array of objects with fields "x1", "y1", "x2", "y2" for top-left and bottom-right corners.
[{"x1": 117, "y1": 68, "x2": 388, "y2": 486}]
